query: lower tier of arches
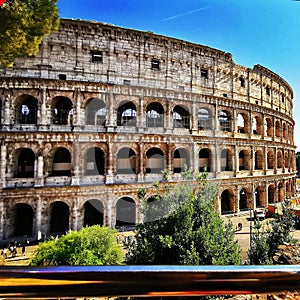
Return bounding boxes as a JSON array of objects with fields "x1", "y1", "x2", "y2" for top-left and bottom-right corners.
[{"x1": 0, "y1": 175, "x2": 296, "y2": 240}]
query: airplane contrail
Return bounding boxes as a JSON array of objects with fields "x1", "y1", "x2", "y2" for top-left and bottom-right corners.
[{"x1": 162, "y1": 7, "x2": 209, "y2": 22}]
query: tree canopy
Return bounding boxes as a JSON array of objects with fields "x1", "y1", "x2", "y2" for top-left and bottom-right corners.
[
  {"x1": 0, "y1": 0, "x2": 59, "y2": 67},
  {"x1": 126, "y1": 171, "x2": 241, "y2": 266},
  {"x1": 31, "y1": 226, "x2": 124, "y2": 266}
]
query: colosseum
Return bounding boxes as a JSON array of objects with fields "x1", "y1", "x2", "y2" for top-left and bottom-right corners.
[{"x1": 0, "y1": 19, "x2": 296, "y2": 240}]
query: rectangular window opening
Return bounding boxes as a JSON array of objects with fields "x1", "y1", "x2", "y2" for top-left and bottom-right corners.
[
  {"x1": 201, "y1": 68, "x2": 208, "y2": 79},
  {"x1": 151, "y1": 59, "x2": 160, "y2": 70},
  {"x1": 91, "y1": 51, "x2": 103, "y2": 63}
]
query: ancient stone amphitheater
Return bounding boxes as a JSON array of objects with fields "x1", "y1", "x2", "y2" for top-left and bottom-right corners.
[{"x1": 0, "y1": 19, "x2": 296, "y2": 239}]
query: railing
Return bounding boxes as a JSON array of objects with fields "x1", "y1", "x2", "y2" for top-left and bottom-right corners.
[{"x1": 0, "y1": 265, "x2": 299, "y2": 298}]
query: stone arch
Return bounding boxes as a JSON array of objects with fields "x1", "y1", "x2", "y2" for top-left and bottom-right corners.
[
  {"x1": 85, "y1": 98, "x2": 106, "y2": 126},
  {"x1": 239, "y1": 150, "x2": 250, "y2": 170},
  {"x1": 84, "y1": 147, "x2": 105, "y2": 175},
  {"x1": 219, "y1": 110, "x2": 231, "y2": 132},
  {"x1": 52, "y1": 96, "x2": 73, "y2": 125},
  {"x1": 14, "y1": 148, "x2": 35, "y2": 178},
  {"x1": 284, "y1": 151, "x2": 289, "y2": 169},
  {"x1": 237, "y1": 113, "x2": 248, "y2": 133},
  {"x1": 144, "y1": 195, "x2": 163, "y2": 222},
  {"x1": 283, "y1": 123, "x2": 287, "y2": 139},
  {"x1": 277, "y1": 150, "x2": 283, "y2": 168},
  {"x1": 199, "y1": 148, "x2": 212, "y2": 172},
  {"x1": 220, "y1": 189, "x2": 234, "y2": 215},
  {"x1": 117, "y1": 101, "x2": 137, "y2": 126},
  {"x1": 12, "y1": 203, "x2": 34, "y2": 237},
  {"x1": 278, "y1": 182, "x2": 284, "y2": 202},
  {"x1": 265, "y1": 117, "x2": 273, "y2": 137},
  {"x1": 116, "y1": 197, "x2": 136, "y2": 227},
  {"x1": 268, "y1": 184, "x2": 275, "y2": 203},
  {"x1": 254, "y1": 150, "x2": 263, "y2": 170},
  {"x1": 267, "y1": 149, "x2": 275, "y2": 169},
  {"x1": 252, "y1": 115, "x2": 262, "y2": 135},
  {"x1": 255, "y1": 186, "x2": 264, "y2": 208},
  {"x1": 198, "y1": 107, "x2": 213, "y2": 130},
  {"x1": 83, "y1": 199, "x2": 104, "y2": 226},
  {"x1": 146, "y1": 147, "x2": 165, "y2": 174},
  {"x1": 173, "y1": 105, "x2": 190, "y2": 129},
  {"x1": 51, "y1": 147, "x2": 72, "y2": 176},
  {"x1": 15, "y1": 94, "x2": 38, "y2": 124},
  {"x1": 50, "y1": 201, "x2": 70, "y2": 233},
  {"x1": 220, "y1": 148, "x2": 233, "y2": 171},
  {"x1": 173, "y1": 148, "x2": 189, "y2": 173},
  {"x1": 239, "y1": 188, "x2": 248, "y2": 211},
  {"x1": 275, "y1": 120, "x2": 281, "y2": 137},
  {"x1": 146, "y1": 102, "x2": 164, "y2": 127},
  {"x1": 116, "y1": 147, "x2": 137, "y2": 174}
]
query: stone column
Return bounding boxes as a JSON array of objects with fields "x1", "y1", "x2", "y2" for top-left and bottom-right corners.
[
  {"x1": 138, "y1": 143, "x2": 144, "y2": 183},
  {"x1": 0, "y1": 200, "x2": 4, "y2": 239},
  {"x1": 0, "y1": 143, "x2": 7, "y2": 188},
  {"x1": 106, "y1": 139, "x2": 114, "y2": 184},
  {"x1": 40, "y1": 88, "x2": 47, "y2": 125},
  {"x1": 137, "y1": 97, "x2": 144, "y2": 133},
  {"x1": 35, "y1": 155, "x2": 44, "y2": 187},
  {"x1": 3, "y1": 95, "x2": 10, "y2": 125},
  {"x1": 106, "y1": 93, "x2": 116, "y2": 131},
  {"x1": 35, "y1": 196, "x2": 42, "y2": 239}
]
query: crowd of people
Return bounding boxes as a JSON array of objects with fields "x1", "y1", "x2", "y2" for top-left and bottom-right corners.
[{"x1": 1, "y1": 239, "x2": 30, "y2": 259}]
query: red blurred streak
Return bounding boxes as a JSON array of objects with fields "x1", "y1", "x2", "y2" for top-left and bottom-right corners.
[{"x1": 0, "y1": 0, "x2": 6, "y2": 6}]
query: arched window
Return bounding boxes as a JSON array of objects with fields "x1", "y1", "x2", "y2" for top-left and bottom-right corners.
[
  {"x1": 198, "y1": 108, "x2": 212, "y2": 130},
  {"x1": 17, "y1": 95, "x2": 38, "y2": 124},
  {"x1": 53, "y1": 97, "x2": 73, "y2": 125},
  {"x1": 219, "y1": 110, "x2": 231, "y2": 132},
  {"x1": 83, "y1": 199, "x2": 104, "y2": 226},
  {"x1": 146, "y1": 148, "x2": 164, "y2": 174},
  {"x1": 86, "y1": 98, "x2": 106, "y2": 126},
  {"x1": 13, "y1": 203, "x2": 33, "y2": 236},
  {"x1": 199, "y1": 148, "x2": 211, "y2": 172},
  {"x1": 51, "y1": 148, "x2": 72, "y2": 176},
  {"x1": 15, "y1": 148, "x2": 35, "y2": 178},
  {"x1": 117, "y1": 102, "x2": 137, "y2": 126},
  {"x1": 84, "y1": 147, "x2": 105, "y2": 175},
  {"x1": 146, "y1": 102, "x2": 164, "y2": 127},
  {"x1": 116, "y1": 148, "x2": 136, "y2": 174},
  {"x1": 237, "y1": 113, "x2": 248, "y2": 133},
  {"x1": 221, "y1": 149, "x2": 232, "y2": 171},
  {"x1": 255, "y1": 150, "x2": 263, "y2": 170},
  {"x1": 173, "y1": 148, "x2": 189, "y2": 173},
  {"x1": 265, "y1": 118, "x2": 273, "y2": 137},
  {"x1": 221, "y1": 189, "x2": 234, "y2": 215},
  {"x1": 116, "y1": 197, "x2": 136, "y2": 227},
  {"x1": 267, "y1": 150, "x2": 274, "y2": 169},
  {"x1": 50, "y1": 201, "x2": 69, "y2": 233},
  {"x1": 239, "y1": 150, "x2": 250, "y2": 170},
  {"x1": 173, "y1": 105, "x2": 190, "y2": 129},
  {"x1": 275, "y1": 120, "x2": 281, "y2": 137},
  {"x1": 252, "y1": 116, "x2": 262, "y2": 135}
]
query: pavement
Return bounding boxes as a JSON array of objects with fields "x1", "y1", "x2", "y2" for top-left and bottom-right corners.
[{"x1": 223, "y1": 213, "x2": 300, "y2": 262}]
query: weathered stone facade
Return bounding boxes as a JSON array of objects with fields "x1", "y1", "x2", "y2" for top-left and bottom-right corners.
[{"x1": 0, "y1": 19, "x2": 296, "y2": 239}]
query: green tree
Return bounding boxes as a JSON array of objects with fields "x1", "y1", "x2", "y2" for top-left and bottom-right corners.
[
  {"x1": 0, "y1": 0, "x2": 59, "y2": 67},
  {"x1": 31, "y1": 225, "x2": 124, "y2": 266},
  {"x1": 126, "y1": 171, "x2": 241, "y2": 266},
  {"x1": 247, "y1": 199, "x2": 296, "y2": 265}
]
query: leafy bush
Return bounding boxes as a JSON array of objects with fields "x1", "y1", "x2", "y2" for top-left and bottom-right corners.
[{"x1": 31, "y1": 225, "x2": 124, "y2": 266}]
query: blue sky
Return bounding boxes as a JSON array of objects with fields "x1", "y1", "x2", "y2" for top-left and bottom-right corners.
[{"x1": 57, "y1": 0, "x2": 300, "y2": 149}]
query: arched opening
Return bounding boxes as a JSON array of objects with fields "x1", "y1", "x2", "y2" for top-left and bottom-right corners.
[
  {"x1": 198, "y1": 108, "x2": 212, "y2": 130},
  {"x1": 53, "y1": 97, "x2": 73, "y2": 125},
  {"x1": 84, "y1": 147, "x2": 105, "y2": 175},
  {"x1": 278, "y1": 182, "x2": 284, "y2": 202},
  {"x1": 239, "y1": 189, "x2": 248, "y2": 211},
  {"x1": 86, "y1": 98, "x2": 106, "y2": 126},
  {"x1": 219, "y1": 110, "x2": 231, "y2": 132},
  {"x1": 173, "y1": 105, "x2": 190, "y2": 129},
  {"x1": 51, "y1": 148, "x2": 72, "y2": 176},
  {"x1": 144, "y1": 195, "x2": 164, "y2": 222},
  {"x1": 199, "y1": 148, "x2": 211, "y2": 172},
  {"x1": 255, "y1": 187, "x2": 263, "y2": 208},
  {"x1": 16, "y1": 95, "x2": 38, "y2": 124},
  {"x1": 173, "y1": 148, "x2": 189, "y2": 173},
  {"x1": 116, "y1": 197, "x2": 136, "y2": 227},
  {"x1": 116, "y1": 148, "x2": 136, "y2": 174},
  {"x1": 221, "y1": 189, "x2": 234, "y2": 215},
  {"x1": 221, "y1": 149, "x2": 232, "y2": 171},
  {"x1": 50, "y1": 201, "x2": 69, "y2": 233},
  {"x1": 117, "y1": 102, "x2": 137, "y2": 126},
  {"x1": 146, "y1": 148, "x2": 164, "y2": 174},
  {"x1": 283, "y1": 123, "x2": 287, "y2": 139},
  {"x1": 237, "y1": 113, "x2": 248, "y2": 133},
  {"x1": 13, "y1": 203, "x2": 33, "y2": 236},
  {"x1": 255, "y1": 150, "x2": 263, "y2": 170},
  {"x1": 267, "y1": 150, "x2": 275, "y2": 169},
  {"x1": 268, "y1": 185, "x2": 275, "y2": 204},
  {"x1": 252, "y1": 116, "x2": 262, "y2": 135},
  {"x1": 265, "y1": 118, "x2": 273, "y2": 137},
  {"x1": 15, "y1": 148, "x2": 35, "y2": 178},
  {"x1": 83, "y1": 199, "x2": 104, "y2": 227},
  {"x1": 277, "y1": 150, "x2": 283, "y2": 168},
  {"x1": 239, "y1": 150, "x2": 250, "y2": 170},
  {"x1": 146, "y1": 102, "x2": 164, "y2": 127},
  {"x1": 275, "y1": 120, "x2": 281, "y2": 137},
  {"x1": 284, "y1": 151, "x2": 289, "y2": 168}
]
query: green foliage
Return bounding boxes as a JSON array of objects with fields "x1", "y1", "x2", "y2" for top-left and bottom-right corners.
[
  {"x1": 0, "y1": 0, "x2": 59, "y2": 67},
  {"x1": 248, "y1": 199, "x2": 296, "y2": 265},
  {"x1": 126, "y1": 170, "x2": 241, "y2": 265},
  {"x1": 31, "y1": 225, "x2": 124, "y2": 266}
]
